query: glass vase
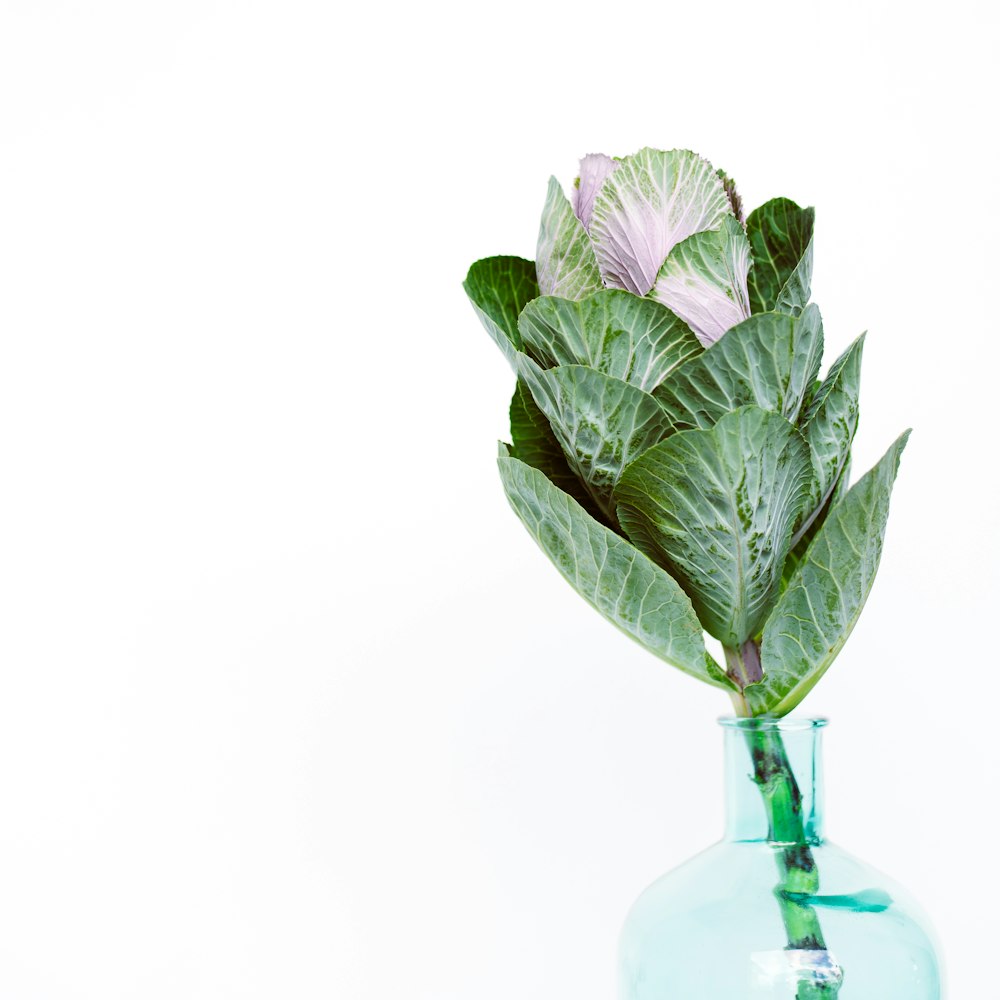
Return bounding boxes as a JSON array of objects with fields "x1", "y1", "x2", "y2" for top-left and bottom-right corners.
[{"x1": 618, "y1": 718, "x2": 942, "y2": 998}]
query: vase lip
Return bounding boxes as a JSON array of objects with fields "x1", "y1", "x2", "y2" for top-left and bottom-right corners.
[{"x1": 717, "y1": 715, "x2": 828, "y2": 731}]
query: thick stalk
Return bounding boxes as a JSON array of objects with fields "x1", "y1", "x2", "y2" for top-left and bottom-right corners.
[
  {"x1": 725, "y1": 641, "x2": 843, "y2": 998},
  {"x1": 746, "y1": 726, "x2": 842, "y2": 998},
  {"x1": 724, "y1": 638, "x2": 763, "y2": 689}
]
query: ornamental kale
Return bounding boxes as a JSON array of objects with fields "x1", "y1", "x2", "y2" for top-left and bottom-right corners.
[{"x1": 464, "y1": 148, "x2": 908, "y2": 717}]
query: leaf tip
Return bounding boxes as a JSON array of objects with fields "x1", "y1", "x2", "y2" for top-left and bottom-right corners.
[{"x1": 878, "y1": 428, "x2": 913, "y2": 489}]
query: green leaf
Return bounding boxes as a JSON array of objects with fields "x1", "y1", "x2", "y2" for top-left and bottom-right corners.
[
  {"x1": 747, "y1": 432, "x2": 911, "y2": 716},
  {"x1": 536, "y1": 177, "x2": 603, "y2": 300},
  {"x1": 746, "y1": 198, "x2": 815, "y2": 315},
  {"x1": 802, "y1": 334, "x2": 864, "y2": 502},
  {"x1": 517, "y1": 289, "x2": 702, "y2": 392},
  {"x1": 463, "y1": 256, "x2": 539, "y2": 367},
  {"x1": 497, "y1": 445, "x2": 731, "y2": 690},
  {"x1": 652, "y1": 305, "x2": 824, "y2": 436},
  {"x1": 516, "y1": 356, "x2": 673, "y2": 524},
  {"x1": 775, "y1": 240, "x2": 814, "y2": 316},
  {"x1": 782, "y1": 454, "x2": 852, "y2": 590},
  {"x1": 614, "y1": 407, "x2": 814, "y2": 646},
  {"x1": 508, "y1": 380, "x2": 603, "y2": 521},
  {"x1": 651, "y1": 215, "x2": 752, "y2": 347}
]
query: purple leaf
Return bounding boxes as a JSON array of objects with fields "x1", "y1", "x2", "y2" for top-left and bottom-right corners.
[
  {"x1": 589, "y1": 148, "x2": 732, "y2": 296},
  {"x1": 572, "y1": 153, "x2": 619, "y2": 231}
]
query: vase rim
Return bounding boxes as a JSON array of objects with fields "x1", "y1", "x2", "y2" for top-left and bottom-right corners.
[{"x1": 717, "y1": 715, "x2": 828, "y2": 731}]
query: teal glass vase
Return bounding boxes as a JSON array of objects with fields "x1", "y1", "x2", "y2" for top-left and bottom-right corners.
[{"x1": 618, "y1": 718, "x2": 942, "y2": 998}]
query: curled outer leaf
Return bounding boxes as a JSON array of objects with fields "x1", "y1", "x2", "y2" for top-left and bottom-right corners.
[
  {"x1": 589, "y1": 148, "x2": 732, "y2": 296},
  {"x1": 652, "y1": 305, "x2": 824, "y2": 436},
  {"x1": 498, "y1": 444, "x2": 731, "y2": 690},
  {"x1": 651, "y1": 215, "x2": 753, "y2": 347},
  {"x1": 517, "y1": 290, "x2": 703, "y2": 392},
  {"x1": 614, "y1": 406, "x2": 815, "y2": 647},
  {"x1": 463, "y1": 256, "x2": 539, "y2": 367},
  {"x1": 536, "y1": 177, "x2": 603, "y2": 300},
  {"x1": 747, "y1": 431, "x2": 911, "y2": 716}
]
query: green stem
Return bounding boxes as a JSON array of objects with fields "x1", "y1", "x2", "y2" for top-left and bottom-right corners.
[
  {"x1": 725, "y1": 638, "x2": 843, "y2": 997},
  {"x1": 745, "y1": 725, "x2": 843, "y2": 998}
]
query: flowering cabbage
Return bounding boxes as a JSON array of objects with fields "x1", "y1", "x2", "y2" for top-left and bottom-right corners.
[{"x1": 464, "y1": 148, "x2": 908, "y2": 717}]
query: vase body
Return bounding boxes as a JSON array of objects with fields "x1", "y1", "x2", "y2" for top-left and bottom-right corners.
[{"x1": 618, "y1": 718, "x2": 942, "y2": 999}]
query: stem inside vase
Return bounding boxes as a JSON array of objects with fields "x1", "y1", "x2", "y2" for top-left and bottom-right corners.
[{"x1": 745, "y1": 725, "x2": 844, "y2": 998}]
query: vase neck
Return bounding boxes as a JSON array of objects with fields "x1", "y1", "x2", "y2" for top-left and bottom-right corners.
[{"x1": 721, "y1": 718, "x2": 826, "y2": 844}]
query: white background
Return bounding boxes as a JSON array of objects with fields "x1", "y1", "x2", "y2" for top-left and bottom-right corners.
[{"x1": 0, "y1": 1, "x2": 996, "y2": 997}]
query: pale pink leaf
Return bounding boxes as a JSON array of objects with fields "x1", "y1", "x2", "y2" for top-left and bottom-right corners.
[
  {"x1": 589, "y1": 148, "x2": 732, "y2": 296},
  {"x1": 572, "y1": 153, "x2": 619, "y2": 231}
]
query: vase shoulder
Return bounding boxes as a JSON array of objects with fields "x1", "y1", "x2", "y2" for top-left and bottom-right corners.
[
  {"x1": 620, "y1": 839, "x2": 941, "y2": 998},
  {"x1": 619, "y1": 720, "x2": 943, "y2": 999}
]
